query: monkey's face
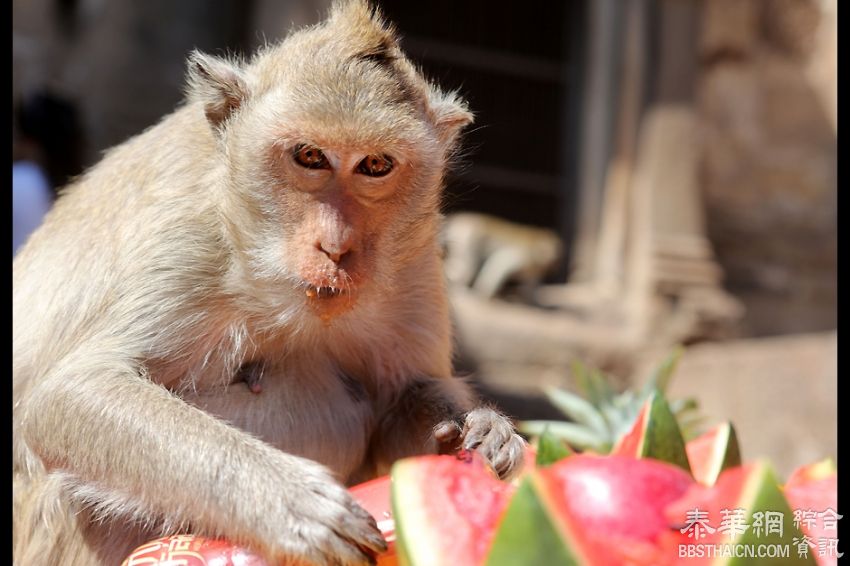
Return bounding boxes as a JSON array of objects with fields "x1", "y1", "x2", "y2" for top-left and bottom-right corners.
[
  {"x1": 270, "y1": 137, "x2": 436, "y2": 321},
  {"x1": 223, "y1": 84, "x2": 447, "y2": 321}
]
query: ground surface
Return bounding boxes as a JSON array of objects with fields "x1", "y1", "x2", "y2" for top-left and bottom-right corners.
[{"x1": 637, "y1": 331, "x2": 837, "y2": 478}]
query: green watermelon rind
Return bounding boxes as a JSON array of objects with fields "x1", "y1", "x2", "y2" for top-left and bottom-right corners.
[
  {"x1": 484, "y1": 476, "x2": 585, "y2": 566},
  {"x1": 391, "y1": 459, "x2": 441, "y2": 566},
  {"x1": 640, "y1": 392, "x2": 693, "y2": 474},
  {"x1": 712, "y1": 461, "x2": 817, "y2": 566},
  {"x1": 614, "y1": 392, "x2": 692, "y2": 473},
  {"x1": 708, "y1": 423, "x2": 742, "y2": 486}
]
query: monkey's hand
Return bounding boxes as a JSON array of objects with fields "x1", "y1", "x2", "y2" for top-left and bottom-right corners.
[
  {"x1": 258, "y1": 454, "x2": 388, "y2": 565},
  {"x1": 434, "y1": 407, "x2": 527, "y2": 479}
]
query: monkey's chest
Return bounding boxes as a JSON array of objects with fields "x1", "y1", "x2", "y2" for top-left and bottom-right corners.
[{"x1": 181, "y1": 360, "x2": 375, "y2": 481}]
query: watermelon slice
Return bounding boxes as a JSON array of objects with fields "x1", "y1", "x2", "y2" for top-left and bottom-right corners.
[
  {"x1": 783, "y1": 460, "x2": 839, "y2": 566},
  {"x1": 391, "y1": 455, "x2": 514, "y2": 566},
  {"x1": 664, "y1": 460, "x2": 817, "y2": 565},
  {"x1": 610, "y1": 391, "x2": 692, "y2": 473},
  {"x1": 487, "y1": 454, "x2": 695, "y2": 566},
  {"x1": 686, "y1": 422, "x2": 742, "y2": 486},
  {"x1": 785, "y1": 458, "x2": 836, "y2": 487}
]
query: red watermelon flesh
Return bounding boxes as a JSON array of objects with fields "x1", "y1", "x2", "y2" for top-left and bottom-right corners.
[
  {"x1": 783, "y1": 459, "x2": 837, "y2": 515},
  {"x1": 534, "y1": 454, "x2": 695, "y2": 565},
  {"x1": 613, "y1": 401, "x2": 648, "y2": 458},
  {"x1": 664, "y1": 462, "x2": 816, "y2": 565},
  {"x1": 350, "y1": 475, "x2": 398, "y2": 566},
  {"x1": 783, "y1": 461, "x2": 838, "y2": 566},
  {"x1": 540, "y1": 454, "x2": 694, "y2": 542},
  {"x1": 392, "y1": 454, "x2": 514, "y2": 566},
  {"x1": 686, "y1": 422, "x2": 742, "y2": 486},
  {"x1": 785, "y1": 459, "x2": 836, "y2": 487}
]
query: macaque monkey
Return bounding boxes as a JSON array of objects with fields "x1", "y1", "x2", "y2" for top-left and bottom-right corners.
[
  {"x1": 443, "y1": 212, "x2": 563, "y2": 300},
  {"x1": 12, "y1": 2, "x2": 525, "y2": 565}
]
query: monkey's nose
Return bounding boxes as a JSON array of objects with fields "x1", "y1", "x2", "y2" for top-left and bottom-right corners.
[{"x1": 317, "y1": 241, "x2": 351, "y2": 264}]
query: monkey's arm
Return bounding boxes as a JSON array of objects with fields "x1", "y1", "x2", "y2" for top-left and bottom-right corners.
[
  {"x1": 369, "y1": 377, "x2": 526, "y2": 479},
  {"x1": 19, "y1": 343, "x2": 386, "y2": 564}
]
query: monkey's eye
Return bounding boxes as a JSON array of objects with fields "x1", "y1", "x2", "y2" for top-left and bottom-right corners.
[
  {"x1": 293, "y1": 144, "x2": 330, "y2": 169},
  {"x1": 356, "y1": 154, "x2": 394, "y2": 177}
]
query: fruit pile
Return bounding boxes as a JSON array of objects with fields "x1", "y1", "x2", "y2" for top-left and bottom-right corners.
[
  {"x1": 123, "y1": 355, "x2": 838, "y2": 566},
  {"x1": 380, "y1": 393, "x2": 838, "y2": 566}
]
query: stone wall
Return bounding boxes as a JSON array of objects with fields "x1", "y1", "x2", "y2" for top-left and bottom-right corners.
[{"x1": 696, "y1": 0, "x2": 836, "y2": 336}]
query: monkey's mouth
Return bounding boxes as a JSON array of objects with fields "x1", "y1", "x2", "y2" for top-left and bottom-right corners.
[
  {"x1": 305, "y1": 286, "x2": 346, "y2": 299},
  {"x1": 302, "y1": 283, "x2": 357, "y2": 322}
]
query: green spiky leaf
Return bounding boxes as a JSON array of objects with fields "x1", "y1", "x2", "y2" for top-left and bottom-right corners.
[
  {"x1": 543, "y1": 386, "x2": 609, "y2": 438},
  {"x1": 535, "y1": 427, "x2": 574, "y2": 467},
  {"x1": 572, "y1": 361, "x2": 614, "y2": 406},
  {"x1": 642, "y1": 345, "x2": 684, "y2": 396},
  {"x1": 520, "y1": 421, "x2": 607, "y2": 452}
]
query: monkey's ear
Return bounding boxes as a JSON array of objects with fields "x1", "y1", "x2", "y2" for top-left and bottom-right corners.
[
  {"x1": 427, "y1": 88, "x2": 474, "y2": 149},
  {"x1": 186, "y1": 50, "x2": 249, "y2": 130}
]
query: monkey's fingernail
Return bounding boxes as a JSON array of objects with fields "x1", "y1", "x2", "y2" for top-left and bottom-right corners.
[
  {"x1": 434, "y1": 422, "x2": 460, "y2": 441},
  {"x1": 368, "y1": 532, "x2": 388, "y2": 550}
]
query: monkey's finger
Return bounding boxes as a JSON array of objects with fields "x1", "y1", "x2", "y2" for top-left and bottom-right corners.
[
  {"x1": 346, "y1": 499, "x2": 380, "y2": 526},
  {"x1": 475, "y1": 422, "x2": 513, "y2": 460},
  {"x1": 473, "y1": 430, "x2": 515, "y2": 476},
  {"x1": 339, "y1": 510, "x2": 389, "y2": 554},
  {"x1": 460, "y1": 410, "x2": 496, "y2": 451},
  {"x1": 489, "y1": 434, "x2": 527, "y2": 479},
  {"x1": 309, "y1": 524, "x2": 379, "y2": 566},
  {"x1": 300, "y1": 477, "x2": 388, "y2": 556},
  {"x1": 434, "y1": 420, "x2": 461, "y2": 441},
  {"x1": 460, "y1": 407, "x2": 500, "y2": 434},
  {"x1": 328, "y1": 532, "x2": 384, "y2": 565}
]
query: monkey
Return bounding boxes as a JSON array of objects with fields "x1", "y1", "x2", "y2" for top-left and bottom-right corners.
[
  {"x1": 11, "y1": 2, "x2": 526, "y2": 565},
  {"x1": 442, "y1": 212, "x2": 563, "y2": 301}
]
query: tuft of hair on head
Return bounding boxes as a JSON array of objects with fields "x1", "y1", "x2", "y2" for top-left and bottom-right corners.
[
  {"x1": 326, "y1": 0, "x2": 399, "y2": 64},
  {"x1": 326, "y1": 1, "x2": 474, "y2": 149},
  {"x1": 185, "y1": 50, "x2": 250, "y2": 130}
]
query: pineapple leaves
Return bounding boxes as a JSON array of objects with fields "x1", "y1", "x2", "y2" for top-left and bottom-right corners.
[
  {"x1": 641, "y1": 345, "x2": 684, "y2": 397},
  {"x1": 520, "y1": 420, "x2": 607, "y2": 451},
  {"x1": 522, "y1": 347, "x2": 702, "y2": 453},
  {"x1": 543, "y1": 386, "x2": 609, "y2": 439}
]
